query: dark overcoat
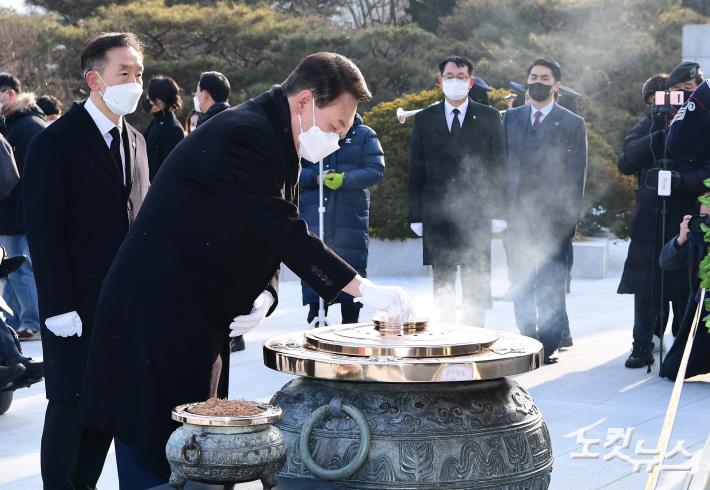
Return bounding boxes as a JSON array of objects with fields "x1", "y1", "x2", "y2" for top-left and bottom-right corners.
[
  {"x1": 0, "y1": 99, "x2": 46, "y2": 234},
  {"x1": 617, "y1": 106, "x2": 710, "y2": 298},
  {"x1": 144, "y1": 109, "x2": 184, "y2": 181},
  {"x1": 299, "y1": 114, "x2": 384, "y2": 305},
  {"x1": 23, "y1": 101, "x2": 150, "y2": 400},
  {"x1": 408, "y1": 99, "x2": 505, "y2": 269},
  {"x1": 78, "y1": 86, "x2": 357, "y2": 477},
  {"x1": 658, "y1": 232, "x2": 710, "y2": 379}
]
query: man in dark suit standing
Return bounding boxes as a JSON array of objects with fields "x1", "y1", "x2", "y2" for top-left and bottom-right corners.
[
  {"x1": 408, "y1": 55, "x2": 505, "y2": 326},
  {"x1": 194, "y1": 71, "x2": 231, "y2": 127},
  {"x1": 78, "y1": 52, "x2": 412, "y2": 487},
  {"x1": 23, "y1": 32, "x2": 149, "y2": 489},
  {"x1": 503, "y1": 58, "x2": 587, "y2": 364}
]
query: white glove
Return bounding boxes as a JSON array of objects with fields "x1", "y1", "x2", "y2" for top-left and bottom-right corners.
[
  {"x1": 229, "y1": 291, "x2": 274, "y2": 338},
  {"x1": 410, "y1": 222, "x2": 423, "y2": 237},
  {"x1": 355, "y1": 278, "x2": 414, "y2": 323},
  {"x1": 45, "y1": 311, "x2": 82, "y2": 337},
  {"x1": 491, "y1": 219, "x2": 508, "y2": 234}
]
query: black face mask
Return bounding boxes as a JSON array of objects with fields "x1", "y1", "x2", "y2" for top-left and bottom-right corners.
[
  {"x1": 527, "y1": 83, "x2": 553, "y2": 102},
  {"x1": 141, "y1": 97, "x2": 153, "y2": 113}
]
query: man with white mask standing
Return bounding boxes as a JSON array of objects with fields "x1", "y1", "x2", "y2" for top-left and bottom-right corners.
[
  {"x1": 408, "y1": 55, "x2": 505, "y2": 326},
  {"x1": 77, "y1": 52, "x2": 413, "y2": 486},
  {"x1": 23, "y1": 32, "x2": 149, "y2": 489}
]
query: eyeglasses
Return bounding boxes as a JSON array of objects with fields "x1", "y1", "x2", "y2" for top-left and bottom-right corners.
[{"x1": 442, "y1": 75, "x2": 471, "y2": 81}]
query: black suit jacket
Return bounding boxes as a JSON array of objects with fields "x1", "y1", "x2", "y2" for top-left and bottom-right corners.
[
  {"x1": 78, "y1": 86, "x2": 357, "y2": 477},
  {"x1": 144, "y1": 109, "x2": 184, "y2": 180},
  {"x1": 23, "y1": 101, "x2": 149, "y2": 400},
  {"x1": 503, "y1": 103, "x2": 587, "y2": 240},
  {"x1": 408, "y1": 99, "x2": 505, "y2": 266}
]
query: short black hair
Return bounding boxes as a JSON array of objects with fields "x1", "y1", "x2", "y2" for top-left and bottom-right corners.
[
  {"x1": 0, "y1": 73, "x2": 21, "y2": 93},
  {"x1": 36, "y1": 95, "x2": 63, "y2": 116},
  {"x1": 80, "y1": 32, "x2": 143, "y2": 77},
  {"x1": 642, "y1": 73, "x2": 668, "y2": 103},
  {"x1": 438, "y1": 55, "x2": 474, "y2": 76},
  {"x1": 198, "y1": 71, "x2": 230, "y2": 103},
  {"x1": 282, "y1": 52, "x2": 371, "y2": 107},
  {"x1": 527, "y1": 57, "x2": 562, "y2": 82},
  {"x1": 148, "y1": 76, "x2": 182, "y2": 111}
]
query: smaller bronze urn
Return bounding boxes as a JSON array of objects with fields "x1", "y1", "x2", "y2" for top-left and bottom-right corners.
[{"x1": 166, "y1": 401, "x2": 286, "y2": 489}]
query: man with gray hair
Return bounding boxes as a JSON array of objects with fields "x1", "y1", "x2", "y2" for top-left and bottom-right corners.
[{"x1": 24, "y1": 31, "x2": 149, "y2": 488}]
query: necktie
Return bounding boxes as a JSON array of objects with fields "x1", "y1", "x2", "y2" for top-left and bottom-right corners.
[
  {"x1": 109, "y1": 128, "x2": 123, "y2": 180},
  {"x1": 109, "y1": 127, "x2": 123, "y2": 183},
  {"x1": 451, "y1": 108, "x2": 461, "y2": 134},
  {"x1": 533, "y1": 110, "x2": 543, "y2": 129}
]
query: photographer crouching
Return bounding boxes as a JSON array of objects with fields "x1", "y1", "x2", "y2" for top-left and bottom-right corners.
[
  {"x1": 617, "y1": 62, "x2": 710, "y2": 369},
  {"x1": 657, "y1": 208, "x2": 710, "y2": 379}
]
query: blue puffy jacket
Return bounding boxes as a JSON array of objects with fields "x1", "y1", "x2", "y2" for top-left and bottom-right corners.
[{"x1": 299, "y1": 114, "x2": 384, "y2": 305}]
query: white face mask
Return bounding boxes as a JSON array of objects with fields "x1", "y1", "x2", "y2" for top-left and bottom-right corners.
[
  {"x1": 297, "y1": 99, "x2": 340, "y2": 163},
  {"x1": 193, "y1": 93, "x2": 201, "y2": 113},
  {"x1": 95, "y1": 72, "x2": 142, "y2": 116},
  {"x1": 442, "y1": 79, "x2": 471, "y2": 101}
]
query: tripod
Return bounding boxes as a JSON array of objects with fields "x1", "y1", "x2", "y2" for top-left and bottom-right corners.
[
  {"x1": 649, "y1": 105, "x2": 677, "y2": 373},
  {"x1": 309, "y1": 158, "x2": 328, "y2": 328}
]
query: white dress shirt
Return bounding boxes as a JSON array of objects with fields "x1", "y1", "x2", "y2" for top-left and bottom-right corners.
[
  {"x1": 530, "y1": 100, "x2": 555, "y2": 126},
  {"x1": 444, "y1": 98, "x2": 469, "y2": 132},
  {"x1": 84, "y1": 97, "x2": 126, "y2": 181}
]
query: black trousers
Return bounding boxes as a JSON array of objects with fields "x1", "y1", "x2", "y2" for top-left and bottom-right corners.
[
  {"x1": 307, "y1": 302, "x2": 361, "y2": 325},
  {"x1": 41, "y1": 399, "x2": 113, "y2": 490},
  {"x1": 431, "y1": 264, "x2": 488, "y2": 326},
  {"x1": 509, "y1": 238, "x2": 570, "y2": 355},
  {"x1": 631, "y1": 292, "x2": 684, "y2": 351}
]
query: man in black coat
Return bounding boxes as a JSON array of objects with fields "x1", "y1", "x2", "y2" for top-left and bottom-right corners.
[
  {"x1": 23, "y1": 32, "x2": 149, "y2": 489},
  {"x1": 78, "y1": 52, "x2": 412, "y2": 486},
  {"x1": 408, "y1": 55, "x2": 505, "y2": 326},
  {"x1": 0, "y1": 73, "x2": 45, "y2": 341},
  {"x1": 503, "y1": 58, "x2": 588, "y2": 364},
  {"x1": 617, "y1": 62, "x2": 710, "y2": 368},
  {"x1": 194, "y1": 70, "x2": 231, "y2": 127}
]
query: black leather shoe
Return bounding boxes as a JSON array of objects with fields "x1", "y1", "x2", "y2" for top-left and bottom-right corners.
[
  {"x1": 8, "y1": 356, "x2": 43, "y2": 386},
  {"x1": 230, "y1": 335, "x2": 245, "y2": 353},
  {"x1": 543, "y1": 355, "x2": 559, "y2": 365},
  {"x1": 625, "y1": 346, "x2": 654, "y2": 368},
  {"x1": 0, "y1": 363, "x2": 25, "y2": 388}
]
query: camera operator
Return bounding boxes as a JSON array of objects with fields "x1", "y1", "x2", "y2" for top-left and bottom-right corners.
[
  {"x1": 617, "y1": 62, "x2": 710, "y2": 369},
  {"x1": 657, "y1": 207, "x2": 710, "y2": 380}
]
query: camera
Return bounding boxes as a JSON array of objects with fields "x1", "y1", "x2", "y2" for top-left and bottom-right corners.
[
  {"x1": 688, "y1": 214, "x2": 710, "y2": 233},
  {"x1": 652, "y1": 90, "x2": 685, "y2": 116},
  {"x1": 654, "y1": 90, "x2": 685, "y2": 106}
]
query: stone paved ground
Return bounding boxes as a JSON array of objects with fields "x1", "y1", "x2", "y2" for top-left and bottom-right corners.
[{"x1": 1, "y1": 239, "x2": 709, "y2": 489}]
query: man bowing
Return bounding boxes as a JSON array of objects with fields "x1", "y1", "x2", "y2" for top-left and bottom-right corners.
[{"x1": 78, "y1": 52, "x2": 413, "y2": 487}]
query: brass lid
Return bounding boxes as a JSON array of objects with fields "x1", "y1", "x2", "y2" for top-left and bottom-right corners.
[
  {"x1": 263, "y1": 320, "x2": 543, "y2": 383},
  {"x1": 172, "y1": 402, "x2": 282, "y2": 427},
  {"x1": 304, "y1": 321, "x2": 499, "y2": 358}
]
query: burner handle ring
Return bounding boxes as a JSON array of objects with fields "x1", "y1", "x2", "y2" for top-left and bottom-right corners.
[{"x1": 298, "y1": 399, "x2": 371, "y2": 480}]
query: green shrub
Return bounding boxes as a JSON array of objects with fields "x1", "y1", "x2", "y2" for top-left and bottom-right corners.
[{"x1": 363, "y1": 88, "x2": 443, "y2": 240}]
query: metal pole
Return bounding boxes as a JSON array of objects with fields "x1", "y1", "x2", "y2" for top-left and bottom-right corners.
[{"x1": 316, "y1": 158, "x2": 327, "y2": 327}]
